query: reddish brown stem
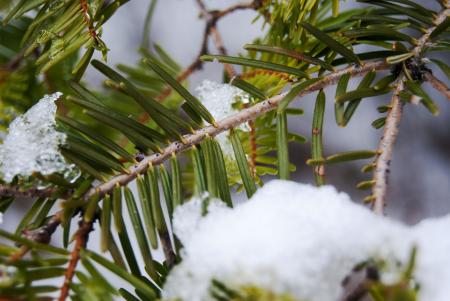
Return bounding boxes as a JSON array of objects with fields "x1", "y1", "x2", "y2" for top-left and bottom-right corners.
[
  {"x1": 209, "y1": 25, "x2": 236, "y2": 78},
  {"x1": 58, "y1": 220, "x2": 93, "y2": 301},
  {"x1": 214, "y1": 1, "x2": 257, "y2": 18},
  {"x1": 80, "y1": 0, "x2": 98, "y2": 39},
  {"x1": 9, "y1": 246, "x2": 30, "y2": 262}
]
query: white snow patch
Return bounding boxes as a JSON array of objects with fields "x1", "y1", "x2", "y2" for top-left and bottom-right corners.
[
  {"x1": 173, "y1": 192, "x2": 228, "y2": 244},
  {"x1": 195, "y1": 80, "x2": 250, "y2": 157},
  {"x1": 163, "y1": 180, "x2": 450, "y2": 301},
  {"x1": 0, "y1": 92, "x2": 76, "y2": 183}
]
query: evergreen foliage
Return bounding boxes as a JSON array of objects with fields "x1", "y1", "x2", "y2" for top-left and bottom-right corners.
[{"x1": 0, "y1": 0, "x2": 449, "y2": 300}]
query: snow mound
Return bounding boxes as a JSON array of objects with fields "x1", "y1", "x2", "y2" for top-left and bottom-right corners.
[
  {"x1": 173, "y1": 193, "x2": 229, "y2": 244},
  {"x1": 196, "y1": 80, "x2": 250, "y2": 157},
  {"x1": 0, "y1": 92, "x2": 76, "y2": 183},
  {"x1": 163, "y1": 180, "x2": 450, "y2": 301}
]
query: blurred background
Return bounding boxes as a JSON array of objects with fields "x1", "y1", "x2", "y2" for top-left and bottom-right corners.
[{"x1": 3, "y1": 0, "x2": 450, "y2": 231}]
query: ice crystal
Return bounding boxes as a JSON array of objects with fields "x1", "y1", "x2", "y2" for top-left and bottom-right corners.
[
  {"x1": 163, "y1": 180, "x2": 450, "y2": 301},
  {"x1": 196, "y1": 80, "x2": 250, "y2": 157},
  {"x1": 0, "y1": 92, "x2": 77, "y2": 183}
]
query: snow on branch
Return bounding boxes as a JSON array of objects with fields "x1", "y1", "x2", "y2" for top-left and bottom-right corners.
[
  {"x1": 196, "y1": 80, "x2": 250, "y2": 157},
  {"x1": 0, "y1": 92, "x2": 77, "y2": 183},
  {"x1": 163, "y1": 180, "x2": 450, "y2": 301}
]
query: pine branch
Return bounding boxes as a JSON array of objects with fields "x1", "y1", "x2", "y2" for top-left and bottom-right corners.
[
  {"x1": 86, "y1": 60, "x2": 390, "y2": 200},
  {"x1": 424, "y1": 71, "x2": 450, "y2": 101},
  {"x1": 372, "y1": 79, "x2": 405, "y2": 215}
]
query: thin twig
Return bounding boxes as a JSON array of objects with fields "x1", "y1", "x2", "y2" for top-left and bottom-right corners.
[
  {"x1": 0, "y1": 184, "x2": 61, "y2": 198},
  {"x1": 196, "y1": 0, "x2": 236, "y2": 78},
  {"x1": 209, "y1": 25, "x2": 236, "y2": 77},
  {"x1": 424, "y1": 71, "x2": 450, "y2": 100},
  {"x1": 86, "y1": 60, "x2": 390, "y2": 200},
  {"x1": 372, "y1": 79, "x2": 405, "y2": 215},
  {"x1": 213, "y1": 1, "x2": 257, "y2": 18},
  {"x1": 58, "y1": 220, "x2": 93, "y2": 301}
]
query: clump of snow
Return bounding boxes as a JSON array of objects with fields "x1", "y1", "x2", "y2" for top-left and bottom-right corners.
[
  {"x1": 163, "y1": 180, "x2": 450, "y2": 301},
  {"x1": 173, "y1": 192, "x2": 228, "y2": 244},
  {"x1": 196, "y1": 80, "x2": 250, "y2": 157},
  {"x1": 0, "y1": 92, "x2": 77, "y2": 183}
]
